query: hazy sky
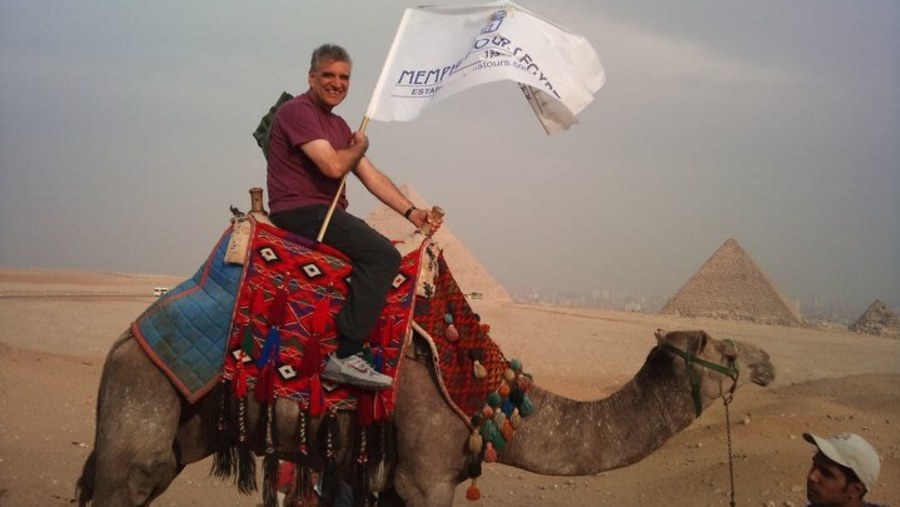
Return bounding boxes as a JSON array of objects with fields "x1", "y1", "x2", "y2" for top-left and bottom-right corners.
[{"x1": 1, "y1": 1, "x2": 898, "y2": 315}]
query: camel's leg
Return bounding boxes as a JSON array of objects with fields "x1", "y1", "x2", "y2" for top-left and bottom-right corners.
[
  {"x1": 91, "y1": 335, "x2": 183, "y2": 506},
  {"x1": 391, "y1": 358, "x2": 469, "y2": 507}
]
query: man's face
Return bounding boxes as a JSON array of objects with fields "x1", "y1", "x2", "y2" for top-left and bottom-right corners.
[
  {"x1": 806, "y1": 452, "x2": 863, "y2": 506},
  {"x1": 308, "y1": 58, "x2": 351, "y2": 110}
]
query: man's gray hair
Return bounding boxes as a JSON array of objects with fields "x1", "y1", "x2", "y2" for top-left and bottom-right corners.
[{"x1": 310, "y1": 44, "x2": 351, "y2": 73}]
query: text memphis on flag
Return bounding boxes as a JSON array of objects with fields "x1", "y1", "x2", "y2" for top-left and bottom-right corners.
[{"x1": 365, "y1": 1, "x2": 606, "y2": 135}]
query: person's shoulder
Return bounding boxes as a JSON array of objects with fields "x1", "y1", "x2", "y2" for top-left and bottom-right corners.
[{"x1": 278, "y1": 93, "x2": 314, "y2": 114}]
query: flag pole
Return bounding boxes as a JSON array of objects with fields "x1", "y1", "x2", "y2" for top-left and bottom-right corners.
[
  {"x1": 315, "y1": 8, "x2": 410, "y2": 242},
  {"x1": 316, "y1": 116, "x2": 370, "y2": 242}
]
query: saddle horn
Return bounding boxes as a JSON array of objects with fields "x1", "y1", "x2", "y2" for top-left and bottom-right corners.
[
  {"x1": 419, "y1": 206, "x2": 445, "y2": 238},
  {"x1": 248, "y1": 187, "x2": 268, "y2": 216}
]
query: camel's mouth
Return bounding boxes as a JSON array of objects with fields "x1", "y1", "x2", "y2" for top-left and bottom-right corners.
[{"x1": 750, "y1": 361, "x2": 776, "y2": 387}]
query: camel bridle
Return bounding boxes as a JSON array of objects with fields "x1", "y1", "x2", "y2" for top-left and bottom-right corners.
[
  {"x1": 661, "y1": 338, "x2": 741, "y2": 507},
  {"x1": 659, "y1": 340, "x2": 739, "y2": 418}
]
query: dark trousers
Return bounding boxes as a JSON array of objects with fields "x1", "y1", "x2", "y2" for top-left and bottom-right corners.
[{"x1": 271, "y1": 205, "x2": 401, "y2": 358}]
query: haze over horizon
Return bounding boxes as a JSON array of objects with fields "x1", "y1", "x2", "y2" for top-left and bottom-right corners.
[{"x1": 1, "y1": 1, "x2": 898, "y2": 318}]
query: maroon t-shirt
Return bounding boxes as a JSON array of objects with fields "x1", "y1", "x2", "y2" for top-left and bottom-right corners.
[{"x1": 266, "y1": 91, "x2": 352, "y2": 214}]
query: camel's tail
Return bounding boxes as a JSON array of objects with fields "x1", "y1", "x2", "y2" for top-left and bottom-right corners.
[{"x1": 75, "y1": 450, "x2": 96, "y2": 506}]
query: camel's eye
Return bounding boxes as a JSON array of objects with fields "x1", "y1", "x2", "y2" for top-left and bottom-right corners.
[{"x1": 715, "y1": 340, "x2": 738, "y2": 360}]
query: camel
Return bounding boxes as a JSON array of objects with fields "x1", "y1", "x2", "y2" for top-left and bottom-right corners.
[{"x1": 76, "y1": 323, "x2": 774, "y2": 506}]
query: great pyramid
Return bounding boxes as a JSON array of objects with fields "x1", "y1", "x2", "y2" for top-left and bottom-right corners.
[
  {"x1": 849, "y1": 300, "x2": 900, "y2": 338},
  {"x1": 365, "y1": 184, "x2": 512, "y2": 302},
  {"x1": 659, "y1": 238, "x2": 803, "y2": 326}
]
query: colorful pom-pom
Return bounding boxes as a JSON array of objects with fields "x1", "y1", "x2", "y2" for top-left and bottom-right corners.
[
  {"x1": 446, "y1": 323, "x2": 460, "y2": 342},
  {"x1": 510, "y1": 358, "x2": 522, "y2": 371},
  {"x1": 466, "y1": 479, "x2": 481, "y2": 501},
  {"x1": 497, "y1": 382, "x2": 511, "y2": 397},
  {"x1": 480, "y1": 323, "x2": 491, "y2": 334},
  {"x1": 482, "y1": 419, "x2": 505, "y2": 450},
  {"x1": 444, "y1": 313, "x2": 454, "y2": 324},
  {"x1": 473, "y1": 359, "x2": 487, "y2": 379},
  {"x1": 486, "y1": 391, "x2": 502, "y2": 408},
  {"x1": 484, "y1": 442, "x2": 498, "y2": 463},
  {"x1": 501, "y1": 419, "x2": 515, "y2": 441},
  {"x1": 518, "y1": 375, "x2": 533, "y2": 393},
  {"x1": 468, "y1": 428, "x2": 483, "y2": 454},
  {"x1": 493, "y1": 409, "x2": 506, "y2": 429},
  {"x1": 510, "y1": 408, "x2": 522, "y2": 429},
  {"x1": 503, "y1": 368, "x2": 516, "y2": 382},
  {"x1": 519, "y1": 394, "x2": 534, "y2": 417},
  {"x1": 482, "y1": 417, "x2": 497, "y2": 435},
  {"x1": 482, "y1": 405, "x2": 493, "y2": 420}
]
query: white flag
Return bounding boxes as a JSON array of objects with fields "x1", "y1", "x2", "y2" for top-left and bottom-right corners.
[{"x1": 365, "y1": 1, "x2": 606, "y2": 134}]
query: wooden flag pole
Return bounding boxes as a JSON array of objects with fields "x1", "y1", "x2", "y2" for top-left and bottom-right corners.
[{"x1": 316, "y1": 116, "x2": 370, "y2": 242}]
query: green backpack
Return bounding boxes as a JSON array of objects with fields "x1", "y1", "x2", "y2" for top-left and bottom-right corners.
[{"x1": 252, "y1": 91, "x2": 294, "y2": 159}]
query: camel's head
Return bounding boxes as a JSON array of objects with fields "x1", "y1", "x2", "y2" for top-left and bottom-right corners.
[{"x1": 654, "y1": 329, "x2": 776, "y2": 397}]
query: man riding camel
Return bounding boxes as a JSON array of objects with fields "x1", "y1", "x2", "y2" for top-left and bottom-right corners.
[{"x1": 265, "y1": 43, "x2": 442, "y2": 390}]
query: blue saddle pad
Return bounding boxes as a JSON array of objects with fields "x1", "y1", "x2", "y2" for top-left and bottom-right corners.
[{"x1": 133, "y1": 227, "x2": 243, "y2": 402}]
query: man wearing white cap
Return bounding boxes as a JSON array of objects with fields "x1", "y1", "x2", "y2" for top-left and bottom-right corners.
[{"x1": 804, "y1": 432, "x2": 888, "y2": 507}]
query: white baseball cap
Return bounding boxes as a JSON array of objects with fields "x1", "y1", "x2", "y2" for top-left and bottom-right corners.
[{"x1": 804, "y1": 432, "x2": 881, "y2": 492}]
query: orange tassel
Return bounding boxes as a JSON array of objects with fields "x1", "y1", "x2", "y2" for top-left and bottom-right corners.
[
  {"x1": 484, "y1": 442, "x2": 498, "y2": 463},
  {"x1": 498, "y1": 382, "x2": 511, "y2": 397},
  {"x1": 446, "y1": 323, "x2": 460, "y2": 341},
  {"x1": 466, "y1": 479, "x2": 481, "y2": 501},
  {"x1": 501, "y1": 420, "x2": 515, "y2": 442}
]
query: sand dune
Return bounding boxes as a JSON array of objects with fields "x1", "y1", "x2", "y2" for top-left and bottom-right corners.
[{"x1": 0, "y1": 269, "x2": 897, "y2": 506}]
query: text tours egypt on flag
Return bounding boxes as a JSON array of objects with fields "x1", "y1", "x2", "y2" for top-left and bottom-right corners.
[{"x1": 365, "y1": 1, "x2": 606, "y2": 135}]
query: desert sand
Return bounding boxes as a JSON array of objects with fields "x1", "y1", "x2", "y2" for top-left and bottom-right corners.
[{"x1": 1, "y1": 268, "x2": 898, "y2": 506}]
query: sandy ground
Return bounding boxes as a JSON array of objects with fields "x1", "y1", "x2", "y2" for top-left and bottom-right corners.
[{"x1": 0, "y1": 268, "x2": 898, "y2": 506}]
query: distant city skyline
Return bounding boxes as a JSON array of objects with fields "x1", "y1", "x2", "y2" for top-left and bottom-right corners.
[{"x1": 1, "y1": 1, "x2": 898, "y2": 317}]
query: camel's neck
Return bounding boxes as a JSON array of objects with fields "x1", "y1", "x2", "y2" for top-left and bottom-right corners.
[{"x1": 500, "y1": 351, "x2": 702, "y2": 475}]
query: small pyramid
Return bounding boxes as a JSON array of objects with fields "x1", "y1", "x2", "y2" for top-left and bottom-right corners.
[
  {"x1": 849, "y1": 300, "x2": 900, "y2": 338},
  {"x1": 660, "y1": 238, "x2": 802, "y2": 326},
  {"x1": 365, "y1": 184, "x2": 512, "y2": 302}
]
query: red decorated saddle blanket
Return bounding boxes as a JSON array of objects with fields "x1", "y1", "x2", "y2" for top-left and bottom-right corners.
[
  {"x1": 413, "y1": 252, "x2": 519, "y2": 424},
  {"x1": 221, "y1": 217, "x2": 429, "y2": 419},
  {"x1": 135, "y1": 212, "x2": 528, "y2": 430}
]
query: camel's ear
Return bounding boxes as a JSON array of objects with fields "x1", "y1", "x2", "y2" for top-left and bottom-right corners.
[
  {"x1": 655, "y1": 328, "x2": 668, "y2": 343},
  {"x1": 714, "y1": 339, "x2": 738, "y2": 360}
]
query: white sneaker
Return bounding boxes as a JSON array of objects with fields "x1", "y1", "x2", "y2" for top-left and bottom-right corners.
[{"x1": 321, "y1": 353, "x2": 393, "y2": 390}]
